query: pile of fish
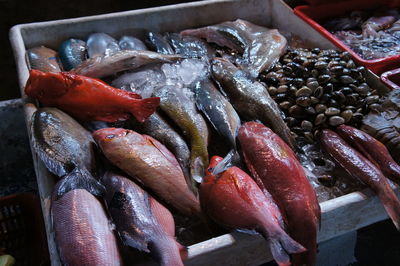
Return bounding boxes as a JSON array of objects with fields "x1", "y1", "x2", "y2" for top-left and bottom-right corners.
[
  {"x1": 323, "y1": 7, "x2": 400, "y2": 60},
  {"x1": 24, "y1": 18, "x2": 400, "y2": 266}
]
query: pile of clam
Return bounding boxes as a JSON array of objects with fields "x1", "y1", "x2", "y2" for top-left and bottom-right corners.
[{"x1": 260, "y1": 48, "x2": 382, "y2": 143}]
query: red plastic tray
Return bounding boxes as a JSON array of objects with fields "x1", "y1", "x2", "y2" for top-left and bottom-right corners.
[
  {"x1": 294, "y1": 0, "x2": 400, "y2": 75},
  {"x1": 381, "y1": 68, "x2": 400, "y2": 90}
]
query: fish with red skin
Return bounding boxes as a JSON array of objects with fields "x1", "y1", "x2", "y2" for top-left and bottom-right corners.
[
  {"x1": 321, "y1": 129, "x2": 400, "y2": 230},
  {"x1": 200, "y1": 156, "x2": 305, "y2": 266},
  {"x1": 238, "y1": 122, "x2": 320, "y2": 266},
  {"x1": 336, "y1": 125, "x2": 400, "y2": 185},
  {"x1": 25, "y1": 69, "x2": 159, "y2": 122},
  {"x1": 93, "y1": 127, "x2": 201, "y2": 218}
]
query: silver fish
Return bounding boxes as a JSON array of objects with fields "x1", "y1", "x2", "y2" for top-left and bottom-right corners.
[
  {"x1": 145, "y1": 31, "x2": 175, "y2": 55},
  {"x1": 182, "y1": 19, "x2": 287, "y2": 77},
  {"x1": 70, "y1": 50, "x2": 181, "y2": 78},
  {"x1": 211, "y1": 58, "x2": 295, "y2": 149},
  {"x1": 86, "y1": 32, "x2": 120, "y2": 58},
  {"x1": 119, "y1": 36, "x2": 148, "y2": 51},
  {"x1": 166, "y1": 33, "x2": 215, "y2": 59},
  {"x1": 194, "y1": 79, "x2": 240, "y2": 148},
  {"x1": 58, "y1": 38, "x2": 86, "y2": 71}
]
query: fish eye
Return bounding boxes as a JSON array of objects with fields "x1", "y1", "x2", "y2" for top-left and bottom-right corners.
[{"x1": 106, "y1": 134, "x2": 115, "y2": 139}]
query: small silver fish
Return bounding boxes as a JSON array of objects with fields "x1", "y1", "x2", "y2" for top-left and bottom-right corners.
[
  {"x1": 58, "y1": 38, "x2": 86, "y2": 71},
  {"x1": 86, "y1": 32, "x2": 120, "y2": 58},
  {"x1": 119, "y1": 36, "x2": 148, "y2": 51}
]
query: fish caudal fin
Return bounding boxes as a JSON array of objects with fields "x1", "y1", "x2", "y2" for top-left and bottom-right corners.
[
  {"x1": 266, "y1": 230, "x2": 306, "y2": 266},
  {"x1": 54, "y1": 167, "x2": 105, "y2": 199},
  {"x1": 378, "y1": 188, "x2": 400, "y2": 231},
  {"x1": 129, "y1": 97, "x2": 160, "y2": 123},
  {"x1": 149, "y1": 235, "x2": 185, "y2": 266}
]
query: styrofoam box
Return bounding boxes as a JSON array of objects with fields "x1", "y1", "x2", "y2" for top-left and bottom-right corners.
[{"x1": 9, "y1": 0, "x2": 396, "y2": 265}]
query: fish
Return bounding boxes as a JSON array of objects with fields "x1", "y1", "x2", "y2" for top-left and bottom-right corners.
[
  {"x1": 212, "y1": 58, "x2": 296, "y2": 149},
  {"x1": 238, "y1": 121, "x2": 320, "y2": 266},
  {"x1": 31, "y1": 107, "x2": 104, "y2": 197},
  {"x1": 71, "y1": 49, "x2": 181, "y2": 78},
  {"x1": 102, "y1": 172, "x2": 186, "y2": 266},
  {"x1": 200, "y1": 156, "x2": 305, "y2": 266},
  {"x1": 52, "y1": 187, "x2": 122, "y2": 265},
  {"x1": 93, "y1": 128, "x2": 201, "y2": 217},
  {"x1": 58, "y1": 38, "x2": 86, "y2": 71},
  {"x1": 182, "y1": 19, "x2": 287, "y2": 76},
  {"x1": 166, "y1": 33, "x2": 215, "y2": 59},
  {"x1": 153, "y1": 85, "x2": 209, "y2": 182},
  {"x1": 321, "y1": 129, "x2": 400, "y2": 230},
  {"x1": 25, "y1": 69, "x2": 160, "y2": 123},
  {"x1": 86, "y1": 32, "x2": 120, "y2": 58},
  {"x1": 145, "y1": 31, "x2": 175, "y2": 54},
  {"x1": 194, "y1": 79, "x2": 240, "y2": 148},
  {"x1": 119, "y1": 36, "x2": 148, "y2": 51},
  {"x1": 26, "y1": 46, "x2": 62, "y2": 72},
  {"x1": 336, "y1": 125, "x2": 400, "y2": 185},
  {"x1": 361, "y1": 9, "x2": 399, "y2": 37},
  {"x1": 130, "y1": 113, "x2": 192, "y2": 192}
]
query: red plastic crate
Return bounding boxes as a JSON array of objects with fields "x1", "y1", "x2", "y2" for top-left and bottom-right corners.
[
  {"x1": 381, "y1": 68, "x2": 400, "y2": 90},
  {"x1": 0, "y1": 193, "x2": 49, "y2": 266},
  {"x1": 294, "y1": 0, "x2": 400, "y2": 75}
]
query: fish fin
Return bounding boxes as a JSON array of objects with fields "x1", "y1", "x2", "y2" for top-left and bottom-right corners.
[
  {"x1": 191, "y1": 156, "x2": 205, "y2": 183},
  {"x1": 129, "y1": 97, "x2": 160, "y2": 123},
  {"x1": 268, "y1": 234, "x2": 306, "y2": 266},
  {"x1": 378, "y1": 188, "x2": 400, "y2": 231},
  {"x1": 31, "y1": 123, "x2": 71, "y2": 177},
  {"x1": 211, "y1": 149, "x2": 240, "y2": 175},
  {"x1": 149, "y1": 235, "x2": 185, "y2": 266},
  {"x1": 120, "y1": 231, "x2": 150, "y2": 253},
  {"x1": 54, "y1": 167, "x2": 105, "y2": 199},
  {"x1": 177, "y1": 242, "x2": 188, "y2": 261},
  {"x1": 127, "y1": 91, "x2": 142, "y2": 99}
]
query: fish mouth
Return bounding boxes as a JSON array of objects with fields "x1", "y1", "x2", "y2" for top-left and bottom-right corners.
[{"x1": 92, "y1": 128, "x2": 128, "y2": 142}]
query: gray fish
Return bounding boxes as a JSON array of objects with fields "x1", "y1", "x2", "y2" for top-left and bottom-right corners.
[
  {"x1": 130, "y1": 113, "x2": 192, "y2": 191},
  {"x1": 145, "y1": 31, "x2": 175, "y2": 54},
  {"x1": 166, "y1": 33, "x2": 215, "y2": 59},
  {"x1": 119, "y1": 36, "x2": 148, "y2": 51},
  {"x1": 86, "y1": 32, "x2": 120, "y2": 58},
  {"x1": 102, "y1": 172, "x2": 185, "y2": 266},
  {"x1": 194, "y1": 79, "x2": 240, "y2": 148},
  {"x1": 153, "y1": 86, "x2": 209, "y2": 182},
  {"x1": 182, "y1": 19, "x2": 287, "y2": 77},
  {"x1": 26, "y1": 46, "x2": 62, "y2": 72},
  {"x1": 52, "y1": 188, "x2": 122, "y2": 266},
  {"x1": 58, "y1": 38, "x2": 86, "y2": 71},
  {"x1": 70, "y1": 50, "x2": 181, "y2": 78},
  {"x1": 31, "y1": 107, "x2": 103, "y2": 197},
  {"x1": 211, "y1": 58, "x2": 296, "y2": 149}
]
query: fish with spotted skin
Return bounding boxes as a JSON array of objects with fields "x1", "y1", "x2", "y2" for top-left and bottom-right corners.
[
  {"x1": 102, "y1": 172, "x2": 186, "y2": 266},
  {"x1": 212, "y1": 58, "x2": 295, "y2": 149}
]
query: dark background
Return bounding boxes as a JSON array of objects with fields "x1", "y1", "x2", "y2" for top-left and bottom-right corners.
[{"x1": 0, "y1": 0, "x2": 199, "y2": 101}]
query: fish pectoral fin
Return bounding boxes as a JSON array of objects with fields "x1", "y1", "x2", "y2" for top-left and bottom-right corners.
[
  {"x1": 55, "y1": 167, "x2": 105, "y2": 199},
  {"x1": 127, "y1": 91, "x2": 142, "y2": 99},
  {"x1": 120, "y1": 231, "x2": 150, "y2": 253}
]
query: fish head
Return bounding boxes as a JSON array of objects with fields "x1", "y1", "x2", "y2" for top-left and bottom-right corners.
[
  {"x1": 93, "y1": 128, "x2": 129, "y2": 145},
  {"x1": 25, "y1": 70, "x2": 78, "y2": 98}
]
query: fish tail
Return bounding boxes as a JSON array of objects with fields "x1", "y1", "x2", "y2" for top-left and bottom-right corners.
[
  {"x1": 260, "y1": 227, "x2": 306, "y2": 266},
  {"x1": 54, "y1": 167, "x2": 105, "y2": 199},
  {"x1": 129, "y1": 97, "x2": 160, "y2": 123},
  {"x1": 149, "y1": 234, "x2": 185, "y2": 266},
  {"x1": 378, "y1": 186, "x2": 400, "y2": 231}
]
